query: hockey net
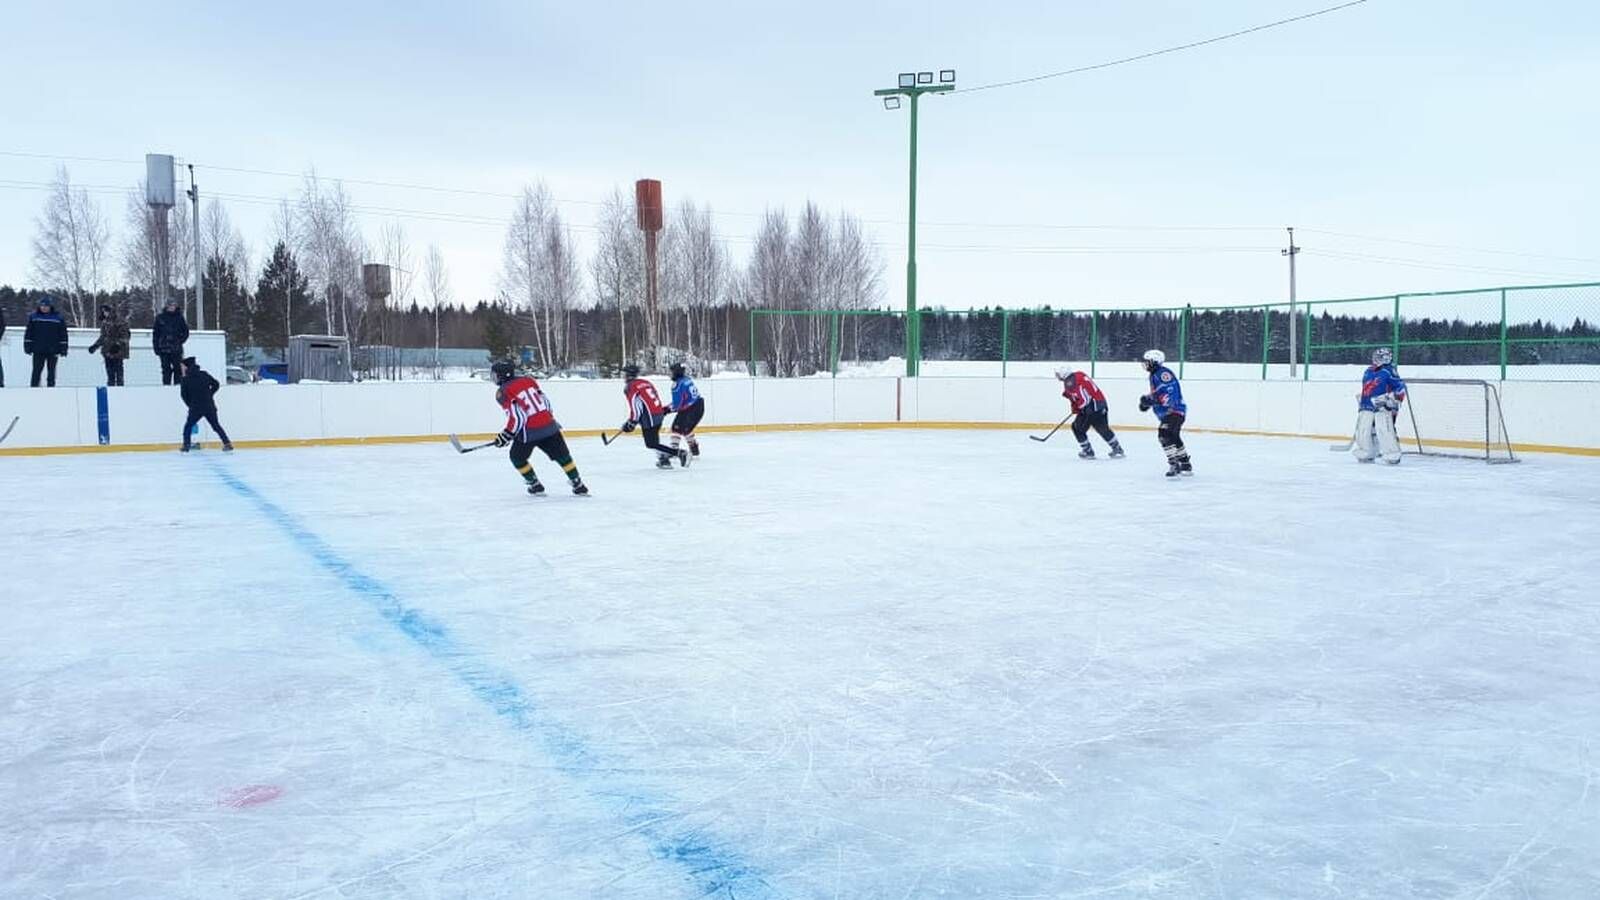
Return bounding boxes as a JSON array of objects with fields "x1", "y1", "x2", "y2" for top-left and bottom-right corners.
[{"x1": 1396, "y1": 378, "x2": 1518, "y2": 463}]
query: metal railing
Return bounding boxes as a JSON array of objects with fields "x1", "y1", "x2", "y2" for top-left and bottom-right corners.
[{"x1": 748, "y1": 281, "x2": 1600, "y2": 380}]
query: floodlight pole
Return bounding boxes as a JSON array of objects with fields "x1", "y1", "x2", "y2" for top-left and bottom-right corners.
[{"x1": 875, "y1": 79, "x2": 953, "y2": 377}]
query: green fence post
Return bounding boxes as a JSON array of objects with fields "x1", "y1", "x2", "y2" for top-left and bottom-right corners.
[
  {"x1": 829, "y1": 311, "x2": 840, "y2": 377},
  {"x1": 1392, "y1": 294, "x2": 1402, "y2": 363},
  {"x1": 1090, "y1": 310, "x2": 1099, "y2": 378},
  {"x1": 1303, "y1": 305, "x2": 1313, "y2": 381},
  {"x1": 1260, "y1": 305, "x2": 1269, "y2": 380},
  {"x1": 1177, "y1": 305, "x2": 1190, "y2": 378},
  {"x1": 748, "y1": 311, "x2": 757, "y2": 376},
  {"x1": 1000, "y1": 310, "x2": 1010, "y2": 378},
  {"x1": 1499, "y1": 289, "x2": 1508, "y2": 381}
]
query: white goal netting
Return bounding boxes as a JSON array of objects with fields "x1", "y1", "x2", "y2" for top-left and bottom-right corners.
[{"x1": 1397, "y1": 378, "x2": 1518, "y2": 463}]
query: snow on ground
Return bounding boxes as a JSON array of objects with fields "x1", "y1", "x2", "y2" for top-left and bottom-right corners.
[{"x1": 2, "y1": 430, "x2": 1597, "y2": 898}]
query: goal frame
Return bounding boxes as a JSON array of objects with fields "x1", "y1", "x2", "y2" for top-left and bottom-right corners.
[{"x1": 1400, "y1": 378, "x2": 1519, "y2": 464}]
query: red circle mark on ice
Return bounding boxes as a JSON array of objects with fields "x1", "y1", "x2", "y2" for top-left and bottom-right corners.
[{"x1": 221, "y1": 784, "x2": 283, "y2": 808}]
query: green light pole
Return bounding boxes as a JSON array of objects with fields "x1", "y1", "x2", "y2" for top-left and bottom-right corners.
[{"x1": 875, "y1": 70, "x2": 954, "y2": 377}]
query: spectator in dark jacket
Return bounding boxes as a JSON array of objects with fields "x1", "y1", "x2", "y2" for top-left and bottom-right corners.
[
  {"x1": 179, "y1": 356, "x2": 233, "y2": 452},
  {"x1": 153, "y1": 298, "x2": 189, "y2": 386},
  {"x1": 87, "y1": 304, "x2": 131, "y2": 386},
  {"x1": 0, "y1": 304, "x2": 7, "y2": 387},
  {"x1": 23, "y1": 296, "x2": 70, "y2": 387}
]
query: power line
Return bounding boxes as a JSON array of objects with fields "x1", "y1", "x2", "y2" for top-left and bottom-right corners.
[
  {"x1": 1297, "y1": 227, "x2": 1600, "y2": 266},
  {"x1": 957, "y1": 0, "x2": 1371, "y2": 95},
  {"x1": 1302, "y1": 248, "x2": 1592, "y2": 282}
]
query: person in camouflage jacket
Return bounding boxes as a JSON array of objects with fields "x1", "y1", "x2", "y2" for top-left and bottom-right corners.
[{"x1": 87, "y1": 304, "x2": 131, "y2": 386}]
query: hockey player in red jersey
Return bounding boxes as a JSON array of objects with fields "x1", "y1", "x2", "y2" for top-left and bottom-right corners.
[
  {"x1": 491, "y1": 361, "x2": 588, "y2": 496},
  {"x1": 1055, "y1": 368, "x2": 1124, "y2": 459},
  {"x1": 619, "y1": 364, "x2": 689, "y2": 469}
]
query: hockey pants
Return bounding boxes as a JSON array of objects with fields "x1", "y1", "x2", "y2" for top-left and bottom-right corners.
[{"x1": 1353, "y1": 409, "x2": 1401, "y2": 464}]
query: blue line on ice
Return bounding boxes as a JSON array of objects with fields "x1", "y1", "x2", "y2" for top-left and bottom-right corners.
[{"x1": 208, "y1": 461, "x2": 778, "y2": 898}]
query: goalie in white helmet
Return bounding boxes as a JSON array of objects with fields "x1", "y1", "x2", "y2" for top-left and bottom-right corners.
[{"x1": 1354, "y1": 347, "x2": 1407, "y2": 464}]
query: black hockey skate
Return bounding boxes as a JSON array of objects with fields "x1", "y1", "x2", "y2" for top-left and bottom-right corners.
[
  {"x1": 689, "y1": 442, "x2": 700, "y2": 457},
  {"x1": 527, "y1": 480, "x2": 546, "y2": 496},
  {"x1": 678, "y1": 448, "x2": 692, "y2": 468},
  {"x1": 1180, "y1": 458, "x2": 1194, "y2": 476},
  {"x1": 571, "y1": 481, "x2": 589, "y2": 496},
  {"x1": 1109, "y1": 445, "x2": 1125, "y2": 458},
  {"x1": 222, "y1": 442, "x2": 234, "y2": 452},
  {"x1": 656, "y1": 454, "x2": 674, "y2": 470},
  {"x1": 1166, "y1": 462, "x2": 1183, "y2": 478},
  {"x1": 1078, "y1": 446, "x2": 1096, "y2": 460}
]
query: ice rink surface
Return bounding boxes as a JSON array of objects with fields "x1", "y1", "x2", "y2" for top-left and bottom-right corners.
[{"x1": 3, "y1": 429, "x2": 1598, "y2": 899}]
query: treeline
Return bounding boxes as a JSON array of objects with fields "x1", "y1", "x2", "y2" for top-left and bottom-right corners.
[
  {"x1": 17, "y1": 167, "x2": 887, "y2": 370},
  {"x1": 768, "y1": 307, "x2": 1600, "y2": 374}
]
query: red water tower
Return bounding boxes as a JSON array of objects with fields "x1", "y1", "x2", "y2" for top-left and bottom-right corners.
[{"x1": 636, "y1": 179, "x2": 664, "y2": 366}]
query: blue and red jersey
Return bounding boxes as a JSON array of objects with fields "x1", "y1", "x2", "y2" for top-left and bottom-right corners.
[
  {"x1": 669, "y1": 375, "x2": 703, "y2": 411},
  {"x1": 1146, "y1": 365, "x2": 1186, "y2": 419},
  {"x1": 1359, "y1": 364, "x2": 1407, "y2": 411}
]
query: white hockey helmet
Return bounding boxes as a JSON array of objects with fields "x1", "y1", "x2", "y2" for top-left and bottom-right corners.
[
  {"x1": 1141, "y1": 349, "x2": 1166, "y2": 369},
  {"x1": 1053, "y1": 367, "x2": 1073, "y2": 381},
  {"x1": 1371, "y1": 347, "x2": 1393, "y2": 366}
]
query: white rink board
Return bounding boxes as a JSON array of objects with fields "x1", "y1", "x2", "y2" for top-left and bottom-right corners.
[
  {"x1": 2, "y1": 372, "x2": 1597, "y2": 453},
  {"x1": 2, "y1": 431, "x2": 1597, "y2": 897}
]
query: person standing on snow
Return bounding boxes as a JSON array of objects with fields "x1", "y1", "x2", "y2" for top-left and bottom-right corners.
[
  {"x1": 87, "y1": 304, "x2": 130, "y2": 386},
  {"x1": 153, "y1": 298, "x2": 189, "y2": 386},
  {"x1": 23, "y1": 295, "x2": 70, "y2": 387}
]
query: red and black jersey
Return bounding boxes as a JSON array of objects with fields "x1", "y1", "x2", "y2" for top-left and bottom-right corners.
[
  {"x1": 1061, "y1": 371, "x2": 1107, "y2": 414},
  {"x1": 497, "y1": 376, "x2": 557, "y2": 435},
  {"x1": 624, "y1": 377, "x2": 666, "y2": 424}
]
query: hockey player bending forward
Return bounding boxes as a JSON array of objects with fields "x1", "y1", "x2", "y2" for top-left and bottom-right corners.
[
  {"x1": 492, "y1": 361, "x2": 589, "y2": 496},
  {"x1": 1056, "y1": 368, "x2": 1124, "y2": 459},
  {"x1": 667, "y1": 362, "x2": 705, "y2": 459},
  {"x1": 620, "y1": 364, "x2": 689, "y2": 469},
  {"x1": 1354, "y1": 347, "x2": 1407, "y2": 465},
  {"x1": 1138, "y1": 349, "x2": 1192, "y2": 477}
]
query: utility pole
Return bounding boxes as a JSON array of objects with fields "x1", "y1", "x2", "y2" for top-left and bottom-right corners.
[
  {"x1": 1283, "y1": 226, "x2": 1300, "y2": 376},
  {"x1": 874, "y1": 69, "x2": 956, "y2": 377},
  {"x1": 188, "y1": 164, "x2": 205, "y2": 330}
]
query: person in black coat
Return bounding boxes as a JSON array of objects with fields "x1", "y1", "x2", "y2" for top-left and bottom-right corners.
[
  {"x1": 153, "y1": 298, "x2": 190, "y2": 386},
  {"x1": 0, "y1": 304, "x2": 7, "y2": 388},
  {"x1": 23, "y1": 296, "x2": 70, "y2": 387},
  {"x1": 178, "y1": 357, "x2": 234, "y2": 452}
]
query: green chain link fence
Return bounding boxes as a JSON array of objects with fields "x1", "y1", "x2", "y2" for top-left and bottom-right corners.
[{"x1": 750, "y1": 281, "x2": 1600, "y2": 380}]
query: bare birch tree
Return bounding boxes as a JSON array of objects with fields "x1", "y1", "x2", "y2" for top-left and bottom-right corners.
[
  {"x1": 31, "y1": 167, "x2": 110, "y2": 325},
  {"x1": 299, "y1": 174, "x2": 366, "y2": 337},
  {"x1": 667, "y1": 199, "x2": 729, "y2": 364},
  {"x1": 590, "y1": 187, "x2": 643, "y2": 368},
  {"x1": 423, "y1": 243, "x2": 452, "y2": 378}
]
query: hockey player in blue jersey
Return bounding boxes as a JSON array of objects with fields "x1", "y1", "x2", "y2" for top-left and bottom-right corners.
[
  {"x1": 1138, "y1": 349, "x2": 1192, "y2": 477},
  {"x1": 1354, "y1": 347, "x2": 1407, "y2": 464},
  {"x1": 666, "y1": 362, "x2": 706, "y2": 459}
]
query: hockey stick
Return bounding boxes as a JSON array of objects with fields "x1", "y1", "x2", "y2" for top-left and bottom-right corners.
[
  {"x1": 0, "y1": 416, "x2": 17, "y2": 446},
  {"x1": 448, "y1": 433, "x2": 497, "y2": 454},
  {"x1": 600, "y1": 422, "x2": 633, "y2": 446},
  {"x1": 1029, "y1": 414, "x2": 1075, "y2": 443}
]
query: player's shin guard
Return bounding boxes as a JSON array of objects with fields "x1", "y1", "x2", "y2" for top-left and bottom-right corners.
[
  {"x1": 687, "y1": 434, "x2": 700, "y2": 456},
  {"x1": 556, "y1": 455, "x2": 583, "y2": 485},
  {"x1": 515, "y1": 461, "x2": 543, "y2": 491}
]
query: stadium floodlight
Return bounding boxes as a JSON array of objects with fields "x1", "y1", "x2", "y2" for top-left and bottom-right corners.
[{"x1": 870, "y1": 68, "x2": 957, "y2": 377}]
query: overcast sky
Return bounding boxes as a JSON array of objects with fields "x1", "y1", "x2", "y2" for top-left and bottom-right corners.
[{"x1": 2, "y1": 0, "x2": 1597, "y2": 311}]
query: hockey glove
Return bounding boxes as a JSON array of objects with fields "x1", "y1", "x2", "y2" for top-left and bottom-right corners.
[
  {"x1": 621, "y1": 420, "x2": 636, "y2": 433},
  {"x1": 493, "y1": 430, "x2": 513, "y2": 448},
  {"x1": 1138, "y1": 396, "x2": 1153, "y2": 412}
]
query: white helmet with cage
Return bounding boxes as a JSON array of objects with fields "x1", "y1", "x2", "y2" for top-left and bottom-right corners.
[
  {"x1": 1053, "y1": 367, "x2": 1073, "y2": 381},
  {"x1": 1141, "y1": 349, "x2": 1166, "y2": 370},
  {"x1": 1371, "y1": 347, "x2": 1394, "y2": 366}
]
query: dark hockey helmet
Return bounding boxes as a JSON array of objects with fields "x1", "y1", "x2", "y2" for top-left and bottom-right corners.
[
  {"x1": 669, "y1": 362, "x2": 687, "y2": 380},
  {"x1": 622, "y1": 364, "x2": 641, "y2": 379},
  {"x1": 490, "y1": 360, "x2": 517, "y2": 384}
]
